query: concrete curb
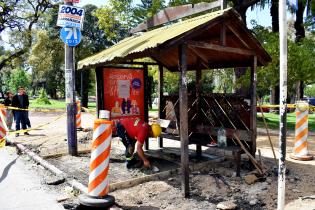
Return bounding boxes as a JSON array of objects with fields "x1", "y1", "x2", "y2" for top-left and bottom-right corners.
[
  {"x1": 11, "y1": 141, "x2": 88, "y2": 194},
  {"x1": 9, "y1": 141, "x2": 180, "y2": 194}
]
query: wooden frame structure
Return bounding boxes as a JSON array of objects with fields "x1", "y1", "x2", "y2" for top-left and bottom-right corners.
[{"x1": 78, "y1": 8, "x2": 271, "y2": 197}]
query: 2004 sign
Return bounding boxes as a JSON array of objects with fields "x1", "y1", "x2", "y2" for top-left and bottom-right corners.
[
  {"x1": 57, "y1": 4, "x2": 85, "y2": 29},
  {"x1": 59, "y1": 5, "x2": 83, "y2": 16}
]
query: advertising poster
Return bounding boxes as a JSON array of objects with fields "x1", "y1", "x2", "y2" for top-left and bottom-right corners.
[{"x1": 103, "y1": 68, "x2": 144, "y2": 122}]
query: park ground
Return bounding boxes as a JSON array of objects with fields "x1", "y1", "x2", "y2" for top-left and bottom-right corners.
[{"x1": 2, "y1": 110, "x2": 315, "y2": 210}]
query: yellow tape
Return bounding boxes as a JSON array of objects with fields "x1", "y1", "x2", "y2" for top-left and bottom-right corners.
[
  {"x1": 258, "y1": 104, "x2": 315, "y2": 111},
  {"x1": 5, "y1": 106, "x2": 65, "y2": 113},
  {"x1": 8, "y1": 113, "x2": 66, "y2": 135},
  {"x1": 0, "y1": 113, "x2": 65, "y2": 148}
]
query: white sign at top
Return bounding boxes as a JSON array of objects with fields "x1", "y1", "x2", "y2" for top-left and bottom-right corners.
[{"x1": 57, "y1": 5, "x2": 85, "y2": 29}]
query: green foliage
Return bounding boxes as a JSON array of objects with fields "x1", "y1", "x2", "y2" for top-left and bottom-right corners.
[
  {"x1": 305, "y1": 84, "x2": 315, "y2": 97},
  {"x1": 93, "y1": 0, "x2": 133, "y2": 43},
  {"x1": 0, "y1": 0, "x2": 52, "y2": 71},
  {"x1": 240, "y1": 22, "x2": 315, "y2": 98},
  {"x1": 28, "y1": 30, "x2": 64, "y2": 99},
  {"x1": 8, "y1": 68, "x2": 31, "y2": 92},
  {"x1": 36, "y1": 88, "x2": 51, "y2": 105}
]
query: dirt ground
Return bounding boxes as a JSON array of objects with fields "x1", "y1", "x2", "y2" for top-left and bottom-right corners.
[{"x1": 7, "y1": 111, "x2": 315, "y2": 210}]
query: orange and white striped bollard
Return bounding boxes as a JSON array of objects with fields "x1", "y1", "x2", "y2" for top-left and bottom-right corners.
[
  {"x1": 76, "y1": 100, "x2": 82, "y2": 130},
  {"x1": 0, "y1": 106, "x2": 8, "y2": 147},
  {"x1": 290, "y1": 101, "x2": 313, "y2": 161},
  {"x1": 0, "y1": 105, "x2": 6, "y2": 123},
  {"x1": 79, "y1": 110, "x2": 115, "y2": 208}
]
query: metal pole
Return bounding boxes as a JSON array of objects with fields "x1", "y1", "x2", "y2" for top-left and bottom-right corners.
[
  {"x1": 277, "y1": 0, "x2": 287, "y2": 207},
  {"x1": 65, "y1": 0, "x2": 77, "y2": 156}
]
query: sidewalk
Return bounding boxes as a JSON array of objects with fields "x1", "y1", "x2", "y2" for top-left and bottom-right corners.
[{"x1": 0, "y1": 147, "x2": 64, "y2": 210}]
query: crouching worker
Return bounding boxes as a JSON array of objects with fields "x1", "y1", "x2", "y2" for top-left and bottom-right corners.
[{"x1": 116, "y1": 118, "x2": 161, "y2": 169}]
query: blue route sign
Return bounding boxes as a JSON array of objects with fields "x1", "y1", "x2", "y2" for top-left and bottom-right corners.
[{"x1": 60, "y1": 27, "x2": 81, "y2": 47}]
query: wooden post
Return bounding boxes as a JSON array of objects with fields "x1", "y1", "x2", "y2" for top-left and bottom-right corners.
[
  {"x1": 64, "y1": 0, "x2": 77, "y2": 156},
  {"x1": 250, "y1": 56, "x2": 257, "y2": 157},
  {"x1": 95, "y1": 67, "x2": 104, "y2": 118},
  {"x1": 195, "y1": 62, "x2": 202, "y2": 158},
  {"x1": 179, "y1": 44, "x2": 189, "y2": 197},
  {"x1": 158, "y1": 64, "x2": 164, "y2": 148},
  {"x1": 143, "y1": 64, "x2": 149, "y2": 151}
]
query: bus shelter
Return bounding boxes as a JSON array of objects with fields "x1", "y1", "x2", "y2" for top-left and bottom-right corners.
[{"x1": 78, "y1": 8, "x2": 271, "y2": 196}]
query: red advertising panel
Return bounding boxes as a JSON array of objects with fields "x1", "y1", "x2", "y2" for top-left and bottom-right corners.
[{"x1": 103, "y1": 68, "x2": 144, "y2": 122}]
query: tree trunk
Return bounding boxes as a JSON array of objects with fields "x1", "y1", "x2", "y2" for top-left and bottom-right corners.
[
  {"x1": 294, "y1": 1, "x2": 306, "y2": 99},
  {"x1": 294, "y1": 1, "x2": 306, "y2": 42},
  {"x1": 270, "y1": 0, "x2": 279, "y2": 33},
  {"x1": 269, "y1": 0, "x2": 280, "y2": 106}
]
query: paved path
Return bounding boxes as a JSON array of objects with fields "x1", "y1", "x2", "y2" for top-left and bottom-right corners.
[{"x1": 0, "y1": 147, "x2": 64, "y2": 210}]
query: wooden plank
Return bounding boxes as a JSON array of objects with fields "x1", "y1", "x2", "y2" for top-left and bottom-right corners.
[
  {"x1": 95, "y1": 67, "x2": 104, "y2": 118},
  {"x1": 195, "y1": 62, "x2": 202, "y2": 157},
  {"x1": 226, "y1": 23, "x2": 251, "y2": 49},
  {"x1": 158, "y1": 64, "x2": 164, "y2": 148},
  {"x1": 130, "y1": 2, "x2": 222, "y2": 33},
  {"x1": 250, "y1": 56, "x2": 257, "y2": 157},
  {"x1": 220, "y1": 23, "x2": 226, "y2": 46},
  {"x1": 187, "y1": 40, "x2": 256, "y2": 56},
  {"x1": 187, "y1": 46, "x2": 209, "y2": 69},
  {"x1": 143, "y1": 64, "x2": 149, "y2": 151},
  {"x1": 179, "y1": 44, "x2": 189, "y2": 197}
]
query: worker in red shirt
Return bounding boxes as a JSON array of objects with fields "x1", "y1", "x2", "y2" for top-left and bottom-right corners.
[{"x1": 116, "y1": 118, "x2": 161, "y2": 169}]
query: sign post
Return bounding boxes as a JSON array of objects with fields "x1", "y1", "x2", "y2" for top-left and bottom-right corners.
[
  {"x1": 277, "y1": 0, "x2": 289, "y2": 208},
  {"x1": 57, "y1": 0, "x2": 84, "y2": 156}
]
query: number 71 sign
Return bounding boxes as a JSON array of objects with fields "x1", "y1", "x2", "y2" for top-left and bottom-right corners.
[{"x1": 60, "y1": 27, "x2": 82, "y2": 47}]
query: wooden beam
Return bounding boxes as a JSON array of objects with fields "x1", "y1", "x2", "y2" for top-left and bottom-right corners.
[
  {"x1": 220, "y1": 23, "x2": 226, "y2": 46},
  {"x1": 195, "y1": 62, "x2": 202, "y2": 158},
  {"x1": 95, "y1": 67, "x2": 104, "y2": 118},
  {"x1": 160, "y1": 17, "x2": 224, "y2": 50},
  {"x1": 226, "y1": 22, "x2": 251, "y2": 49},
  {"x1": 179, "y1": 43, "x2": 189, "y2": 197},
  {"x1": 143, "y1": 64, "x2": 149, "y2": 151},
  {"x1": 187, "y1": 46, "x2": 210, "y2": 69},
  {"x1": 187, "y1": 40, "x2": 256, "y2": 56},
  {"x1": 130, "y1": 2, "x2": 222, "y2": 33},
  {"x1": 250, "y1": 56, "x2": 257, "y2": 157},
  {"x1": 158, "y1": 64, "x2": 164, "y2": 148}
]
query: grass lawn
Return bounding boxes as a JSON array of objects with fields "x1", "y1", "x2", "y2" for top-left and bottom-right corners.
[
  {"x1": 257, "y1": 112, "x2": 315, "y2": 131},
  {"x1": 29, "y1": 99, "x2": 97, "y2": 110}
]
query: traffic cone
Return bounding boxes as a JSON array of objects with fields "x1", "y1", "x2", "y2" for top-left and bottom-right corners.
[
  {"x1": 290, "y1": 101, "x2": 313, "y2": 161},
  {"x1": 76, "y1": 100, "x2": 82, "y2": 131},
  {"x1": 79, "y1": 111, "x2": 115, "y2": 208}
]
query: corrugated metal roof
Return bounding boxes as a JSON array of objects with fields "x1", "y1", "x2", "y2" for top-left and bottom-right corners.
[{"x1": 78, "y1": 8, "x2": 231, "y2": 70}]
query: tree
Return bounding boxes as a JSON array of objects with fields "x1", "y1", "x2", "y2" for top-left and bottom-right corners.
[
  {"x1": 0, "y1": 0, "x2": 53, "y2": 72},
  {"x1": 247, "y1": 23, "x2": 315, "y2": 101},
  {"x1": 28, "y1": 30, "x2": 64, "y2": 99},
  {"x1": 7, "y1": 68, "x2": 31, "y2": 92},
  {"x1": 76, "y1": 4, "x2": 113, "y2": 107},
  {"x1": 93, "y1": 0, "x2": 133, "y2": 43}
]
